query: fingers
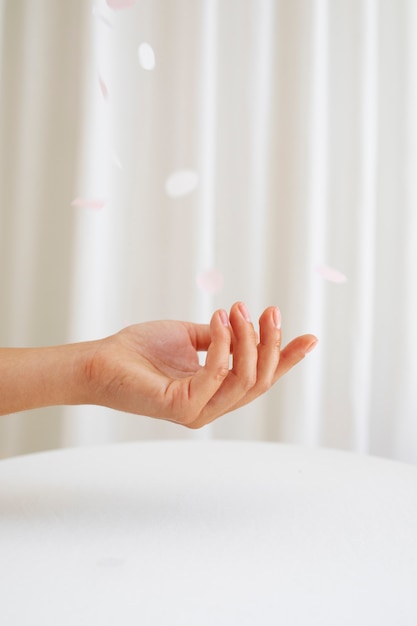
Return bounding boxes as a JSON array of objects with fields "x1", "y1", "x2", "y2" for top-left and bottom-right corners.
[
  {"x1": 274, "y1": 333, "x2": 318, "y2": 382},
  {"x1": 204, "y1": 305, "x2": 282, "y2": 419},
  {"x1": 184, "y1": 322, "x2": 212, "y2": 352},
  {"x1": 186, "y1": 309, "x2": 231, "y2": 417},
  {"x1": 185, "y1": 304, "x2": 318, "y2": 428},
  {"x1": 188, "y1": 303, "x2": 276, "y2": 428},
  {"x1": 255, "y1": 306, "x2": 282, "y2": 390},
  {"x1": 186, "y1": 303, "x2": 257, "y2": 427}
]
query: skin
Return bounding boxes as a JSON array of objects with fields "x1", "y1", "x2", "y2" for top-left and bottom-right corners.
[{"x1": 0, "y1": 302, "x2": 317, "y2": 428}]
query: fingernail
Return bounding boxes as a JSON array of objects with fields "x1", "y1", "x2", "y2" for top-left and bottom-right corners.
[
  {"x1": 273, "y1": 307, "x2": 282, "y2": 329},
  {"x1": 238, "y1": 302, "x2": 251, "y2": 322},
  {"x1": 305, "y1": 338, "x2": 318, "y2": 353},
  {"x1": 219, "y1": 309, "x2": 229, "y2": 326}
]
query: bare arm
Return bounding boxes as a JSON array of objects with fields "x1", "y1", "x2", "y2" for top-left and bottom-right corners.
[
  {"x1": 0, "y1": 342, "x2": 94, "y2": 415},
  {"x1": 0, "y1": 302, "x2": 317, "y2": 427}
]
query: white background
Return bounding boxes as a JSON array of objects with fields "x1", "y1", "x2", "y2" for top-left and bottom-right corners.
[{"x1": 1, "y1": 0, "x2": 416, "y2": 463}]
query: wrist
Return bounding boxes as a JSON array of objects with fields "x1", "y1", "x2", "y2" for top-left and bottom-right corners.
[
  {"x1": 0, "y1": 341, "x2": 101, "y2": 415},
  {"x1": 53, "y1": 340, "x2": 101, "y2": 407}
]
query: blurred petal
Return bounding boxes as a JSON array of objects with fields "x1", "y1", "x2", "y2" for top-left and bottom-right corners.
[
  {"x1": 71, "y1": 197, "x2": 106, "y2": 210},
  {"x1": 315, "y1": 264, "x2": 347, "y2": 283},
  {"x1": 138, "y1": 43, "x2": 156, "y2": 71},
  {"x1": 98, "y1": 75, "x2": 109, "y2": 100},
  {"x1": 196, "y1": 269, "x2": 224, "y2": 294},
  {"x1": 165, "y1": 170, "x2": 199, "y2": 198},
  {"x1": 92, "y1": 7, "x2": 112, "y2": 28}
]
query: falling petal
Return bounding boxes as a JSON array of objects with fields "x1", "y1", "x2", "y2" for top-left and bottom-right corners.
[
  {"x1": 91, "y1": 7, "x2": 112, "y2": 28},
  {"x1": 165, "y1": 170, "x2": 199, "y2": 198},
  {"x1": 196, "y1": 269, "x2": 224, "y2": 295},
  {"x1": 98, "y1": 75, "x2": 109, "y2": 100},
  {"x1": 106, "y1": 0, "x2": 136, "y2": 9},
  {"x1": 315, "y1": 264, "x2": 347, "y2": 283},
  {"x1": 138, "y1": 43, "x2": 156, "y2": 70},
  {"x1": 71, "y1": 197, "x2": 106, "y2": 210}
]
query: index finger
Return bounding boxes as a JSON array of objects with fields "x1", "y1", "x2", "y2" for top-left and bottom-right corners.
[{"x1": 184, "y1": 310, "x2": 232, "y2": 422}]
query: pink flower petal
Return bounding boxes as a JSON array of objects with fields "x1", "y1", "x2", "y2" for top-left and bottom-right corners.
[
  {"x1": 196, "y1": 269, "x2": 224, "y2": 295},
  {"x1": 315, "y1": 264, "x2": 347, "y2": 283},
  {"x1": 98, "y1": 75, "x2": 109, "y2": 100},
  {"x1": 71, "y1": 198, "x2": 106, "y2": 210},
  {"x1": 106, "y1": 0, "x2": 136, "y2": 9}
]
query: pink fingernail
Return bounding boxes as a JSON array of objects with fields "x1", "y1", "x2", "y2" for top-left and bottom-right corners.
[
  {"x1": 305, "y1": 339, "x2": 318, "y2": 353},
  {"x1": 238, "y1": 302, "x2": 251, "y2": 322},
  {"x1": 273, "y1": 307, "x2": 282, "y2": 329},
  {"x1": 219, "y1": 309, "x2": 229, "y2": 326}
]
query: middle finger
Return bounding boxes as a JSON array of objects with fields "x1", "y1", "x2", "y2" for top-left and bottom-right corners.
[{"x1": 192, "y1": 302, "x2": 258, "y2": 426}]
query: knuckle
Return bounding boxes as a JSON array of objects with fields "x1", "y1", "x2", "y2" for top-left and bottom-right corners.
[
  {"x1": 181, "y1": 409, "x2": 207, "y2": 429},
  {"x1": 178, "y1": 406, "x2": 198, "y2": 426},
  {"x1": 261, "y1": 337, "x2": 281, "y2": 352},
  {"x1": 275, "y1": 338, "x2": 282, "y2": 351},
  {"x1": 180, "y1": 413, "x2": 197, "y2": 428},
  {"x1": 214, "y1": 366, "x2": 229, "y2": 382},
  {"x1": 178, "y1": 404, "x2": 207, "y2": 429},
  {"x1": 256, "y1": 377, "x2": 273, "y2": 395},
  {"x1": 237, "y1": 372, "x2": 257, "y2": 392},
  {"x1": 184, "y1": 420, "x2": 203, "y2": 430}
]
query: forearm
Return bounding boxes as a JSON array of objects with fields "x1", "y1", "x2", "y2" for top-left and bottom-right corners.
[{"x1": 0, "y1": 342, "x2": 96, "y2": 416}]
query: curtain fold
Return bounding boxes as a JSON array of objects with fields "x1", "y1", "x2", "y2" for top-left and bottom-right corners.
[
  {"x1": 0, "y1": 0, "x2": 90, "y2": 456},
  {"x1": 1, "y1": 0, "x2": 417, "y2": 464}
]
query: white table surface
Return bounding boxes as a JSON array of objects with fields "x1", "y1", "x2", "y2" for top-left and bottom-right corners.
[{"x1": 1, "y1": 440, "x2": 417, "y2": 625}]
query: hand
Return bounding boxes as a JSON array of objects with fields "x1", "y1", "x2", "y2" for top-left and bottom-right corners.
[{"x1": 86, "y1": 302, "x2": 318, "y2": 428}]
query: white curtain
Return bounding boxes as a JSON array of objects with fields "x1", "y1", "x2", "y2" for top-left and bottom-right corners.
[{"x1": 1, "y1": 0, "x2": 417, "y2": 464}]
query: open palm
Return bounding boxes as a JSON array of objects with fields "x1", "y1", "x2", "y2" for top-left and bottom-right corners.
[{"x1": 88, "y1": 302, "x2": 317, "y2": 428}]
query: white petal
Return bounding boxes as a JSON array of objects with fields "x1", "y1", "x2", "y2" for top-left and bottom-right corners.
[
  {"x1": 165, "y1": 170, "x2": 199, "y2": 198},
  {"x1": 138, "y1": 43, "x2": 156, "y2": 71}
]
